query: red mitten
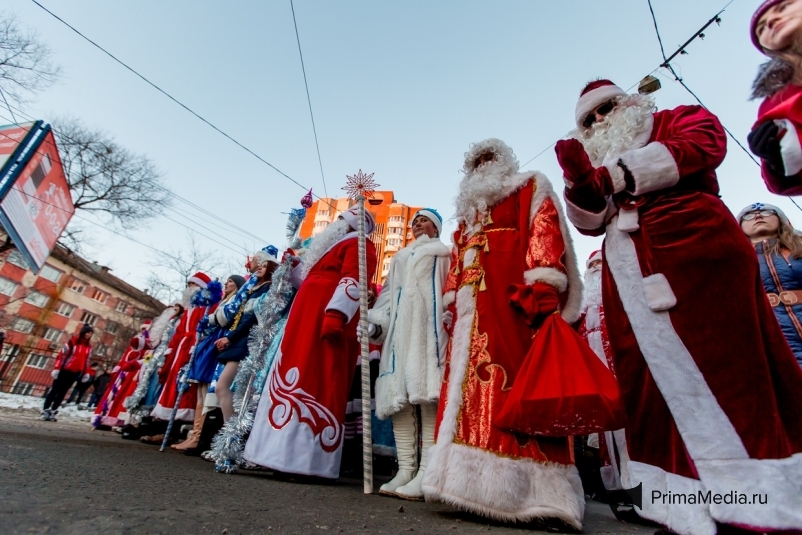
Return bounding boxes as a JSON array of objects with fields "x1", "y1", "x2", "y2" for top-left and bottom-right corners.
[
  {"x1": 282, "y1": 248, "x2": 300, "y2": 267},
  {"x1": 121, "y1": 360, "x2": 140, "y2": 372},
  {"x1": 321, "y1": 310, "x2": 347, "y2": 341},
  {"x1": 555, "y1": 139, "x2": 594, "y2": 185},
  {"x1": 509, "y1": 282, "x2": 560, "y2": 327}
]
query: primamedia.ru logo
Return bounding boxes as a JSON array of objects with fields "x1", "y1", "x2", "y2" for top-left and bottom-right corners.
[{"x1": 652, "y1": 490, "x2": 768, "y2": 505}]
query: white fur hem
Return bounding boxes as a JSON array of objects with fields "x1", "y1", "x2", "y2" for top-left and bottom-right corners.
[
  {"x1": 564, "y1": 195, "x2": 606, "y2": 231},
  {"x1": 620, "y1": 142, "x2": 680, "y2": 196},
  {"x1": 523, "y1": 267, "x2": 568, "y2": 293},
  {"x1": 442, "y1": 290, "x2": 455, "y2": 309},
  {"x1": 642, "y1": 273, "x2": 677, "y2": 311},
  {"x1": 575, "y1": 85, "x2": 627, "y2": 128},
  {"x1": 776, "y1": 118, "x2": 802, "y2": 176},
  {"x1": 422, "y1": 441, "x2": 585, "y2": 529},
  {"x1": 150, "y1": 404, "x2": 195, "y2": 422},
  {"x1": 603, "y1": 156, "x2": 626, "y2": 194}
]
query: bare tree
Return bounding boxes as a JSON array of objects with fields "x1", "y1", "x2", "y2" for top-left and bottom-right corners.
[
  {"x1": 145, "y1": 232, "x2": 225, "y2": 303},
  {"x1": 0, "y1": 13, "x2": 60, "y2": 105},
  {"x1": 52, "y1": 117, "x2": 172, "y2": 248}
]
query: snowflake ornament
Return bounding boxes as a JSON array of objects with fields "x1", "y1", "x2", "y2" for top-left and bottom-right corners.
[{"x1": 342, "y1": 169, "x2": 378, "y2": 200}]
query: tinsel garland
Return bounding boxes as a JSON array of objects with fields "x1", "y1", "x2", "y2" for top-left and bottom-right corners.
[
  {"x1": 124, "y1": 317, "x2": 179, "y2": 418},
  {"x1": 209, "y1": 256, "x2": 295, "y2": 472}
]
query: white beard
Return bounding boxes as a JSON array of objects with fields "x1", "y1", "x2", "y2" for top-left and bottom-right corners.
[
  {"x1": 300, "y1": 219, "x2": 351, "y2": 279},
  {"x1": 582, "y1": 267, "x2": 602, "y2": 312},
  {"x1": 181, "y1": 286, "x2": 199, "y2": 308},
  {"x1": 572, "y1": 95, "x2": 655, "y2": 167},
  {"x1": 454, "y1": 161, "x2": 520, "y2": 235}
]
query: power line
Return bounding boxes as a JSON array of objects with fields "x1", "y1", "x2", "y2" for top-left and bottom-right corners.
[
  {"x1": 29, "y1": 0, "x2": 336, "y2": 211},
  {"x1": 647, "y1": 0, "x2": 668, "y2": 62},
  {"x1": 290, "y1": 0, "x2": 328, "y2": 199}
]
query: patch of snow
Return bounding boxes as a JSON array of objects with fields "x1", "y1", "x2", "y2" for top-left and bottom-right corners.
[{"x1": 0, "y1": 392, "x2": 93, "y2": 422}]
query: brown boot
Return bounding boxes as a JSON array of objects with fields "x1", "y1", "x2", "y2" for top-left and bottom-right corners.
[{"x1": 140, "y1": 434, "x2": 166, "y2": 445}]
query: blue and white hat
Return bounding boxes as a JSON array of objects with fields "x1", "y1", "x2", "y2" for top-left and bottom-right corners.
[
  {"x1": 736, "y1": 203, "x2": 790, "y2": 226},
  {"x1": 251, "y1": 245, "x2": 279, "y2": 266},
  {"x1": 413, "y1": 208, "x2": 443, "y2": 235}
]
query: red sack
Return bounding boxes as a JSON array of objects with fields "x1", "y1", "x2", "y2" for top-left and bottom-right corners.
[{"x1": 495, "y1": 313, "x2": 625, "y2": 436}]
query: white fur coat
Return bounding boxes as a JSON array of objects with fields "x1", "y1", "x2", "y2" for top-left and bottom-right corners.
[{"x1": 368, "y1": 235, "x2": 451, "y2": 420}]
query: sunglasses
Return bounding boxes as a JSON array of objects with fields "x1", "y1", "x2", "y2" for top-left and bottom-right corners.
[
  {"x1": 742, "y1": 209, "x2": 777, "y2": 221},
  {"x1": 582, "y1": 100, "x2": 616, "y2": 129}
]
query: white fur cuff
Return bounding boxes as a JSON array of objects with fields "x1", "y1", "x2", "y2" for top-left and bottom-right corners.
[
  {"x1": 603, "y1": 156, "x2": 626, "y2": 194},
  {"x1": 564, "y1": 195, "x2": 606, "y2": 231},
  {"x1": 619, "y1": 142, "x2": 680, "y2": 196},
  {"x1": 617, "y1": 209, "x2": 639, "y2": 232},
  {"x1": 524, "y1": 267, "x2": 568, "y2": 293},
  {"x1": 442, "y1": 290, "x2": 455, "y2": 309},
  {"x1": 642, "y1": 273, "x2": 676, "y2": 311},
  {"x1": 776, "y1": 118, "x2": 802, "y2": 176}
]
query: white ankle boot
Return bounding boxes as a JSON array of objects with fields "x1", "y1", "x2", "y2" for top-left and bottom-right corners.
[
  {"x1": 380, "y1": 405, "x2": 418, "y2": 496},
  {"x1": 396, "y1": 403, "x2": 436, "y2": 501}
]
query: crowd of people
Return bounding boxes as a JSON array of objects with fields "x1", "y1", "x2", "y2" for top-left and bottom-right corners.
[{"x1": 35, "y1": 3, "x2": 802, "y2": 534}]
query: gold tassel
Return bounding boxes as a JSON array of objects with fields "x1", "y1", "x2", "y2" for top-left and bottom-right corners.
[
  {"x1": 454, "y1": 263, "x2": 460, "y2": 275},
  {"x1": 484, "y1": 240, "x2": 490, "y2": 253},
  {"x1": 485, "y1": 213, "x2": 493, "y2": 225},
  {"x1": 479, "y1": 273, "x2": 487, "y2": 291}
]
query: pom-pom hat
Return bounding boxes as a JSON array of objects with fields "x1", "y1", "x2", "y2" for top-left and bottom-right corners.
[
  {"x1": 413, "y1": 208, "x2": 443, "y2": 235},
  {"x1": 187, "y1": 271, "x2": 211, "y2": 289},
  {"x1": 575, "y1": 79, "x2": 627, "y2": 129},
  {"x1": 586, "y1": 250, "x2": 603, "y2": 269},
  {"x1": 751, "y1": 0, "x2": 785, "y2": 51}
]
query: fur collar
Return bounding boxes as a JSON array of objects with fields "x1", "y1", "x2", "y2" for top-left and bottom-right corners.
[
  {"x1": 404, "y1": 235, "x2": 451, "y2": 257},
  {"x1": 752, "y1": 58, "x2": 794, "y2": 100}
]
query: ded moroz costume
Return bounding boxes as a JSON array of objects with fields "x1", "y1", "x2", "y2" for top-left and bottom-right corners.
[
  {"x1": 556, "y1": 79, "x2": 802, "y2": 535},
  {"x1": 421, "y1": 139, "x2": 587, "y2": 529},
  {"x1": 244, "y1": 207, "x2": 377, "y2": 478}
]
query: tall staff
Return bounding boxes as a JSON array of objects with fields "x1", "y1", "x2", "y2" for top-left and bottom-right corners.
[{"x1": 343, "y1": 170, "x2": 378, "y2": 494}]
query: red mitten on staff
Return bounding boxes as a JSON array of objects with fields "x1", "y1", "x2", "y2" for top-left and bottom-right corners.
[
  {"x1": 509, "y1": 282, "x2": 560, "y2": 327},
  {"x1": 554, "y1": 139, "x2": 616, "y2": 197},
  {"x1": 321, "y1": 310, "x2": 347, "y2": 341}
]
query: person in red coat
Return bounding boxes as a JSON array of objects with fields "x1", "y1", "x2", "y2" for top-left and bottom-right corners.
[
  {"x1": 244, "y1": 207, "x2": 377, "y2": 479},
  {"x1": 421, "y1": 138, "x2": 586, "y2": 529},
  {"x1": 91, "y1": 331, "x2": 148, "y2": 428},
  {"x1": 41, "y1": 323, "x2": 94, "y2": 421},
  {"x1": 556, "y1": 79, "x2": 802, "y2": 535},
  {"x1": 145, "y1": 272, "x2": 217, "y2": 442},
  {"x1": 749, "y1": 0, "x2": 802, "y2": 195}
]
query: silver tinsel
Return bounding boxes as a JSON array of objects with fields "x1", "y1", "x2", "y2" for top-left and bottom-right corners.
[
  {"x1": 209, "y1": 255, "x2": 296, "y2": 472},
  {"x1": 124, "y1": 317, "x2": 179, "y2": 420}
]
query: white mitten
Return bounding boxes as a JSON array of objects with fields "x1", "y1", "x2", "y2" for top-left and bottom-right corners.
[
  {"x1": 356, "y1": 323, "x2": 377, "y2": 339},
  {"x1": 443, "y1": 310, "x2": 453, "y2": 330},
  {"x1": 51, "y1": 370, "x2": 59, "y2": 380},
  {"x1": 82, "y1": 373, "x2": 91, "y2": 383}
]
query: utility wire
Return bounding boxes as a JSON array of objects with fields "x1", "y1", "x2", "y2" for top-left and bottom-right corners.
[
  {"x1": 647, "y1": 0, "x2": 668, "y2": 62},
  {"x1": 0, "y1": 88, "x2": 17, "y2": 124},
  {"x1": 30, "y1": 0, "x2": 336, "y2": 211},
  {"x1": 290, "y1": 0, "x2": 329, "y2": 199}
]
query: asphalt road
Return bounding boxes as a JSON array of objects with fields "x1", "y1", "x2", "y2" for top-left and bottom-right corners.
[{"x1": 0, "y1": 409, "x2": 654, "y2": 535}]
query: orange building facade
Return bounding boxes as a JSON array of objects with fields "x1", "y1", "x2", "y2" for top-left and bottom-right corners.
[{"x1": 297, "y1": 191, "x2": 423, "y2": 284}]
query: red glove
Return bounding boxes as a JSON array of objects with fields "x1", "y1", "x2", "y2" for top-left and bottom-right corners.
[
  {"x1": 121, "y1": 360, "x2": 141, "y2": 372},
  {"x1": 509, "y1": 282, "x2": 560, "y2": 327},
  {"x1": 321, "y1": 310, "x2": 347, "y2": 341},
  {"x1": 554, "y1": 139, "x2": 615, "y2": 196}
]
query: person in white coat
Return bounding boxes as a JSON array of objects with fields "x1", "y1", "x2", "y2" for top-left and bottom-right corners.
[{"x1": 365, "y1": 208, "x2": 451, "y2": 500}]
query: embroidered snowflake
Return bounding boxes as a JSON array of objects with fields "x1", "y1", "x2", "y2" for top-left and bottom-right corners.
[{"x1": 342, "y1": 169, "x2": 378, "y2": 200}]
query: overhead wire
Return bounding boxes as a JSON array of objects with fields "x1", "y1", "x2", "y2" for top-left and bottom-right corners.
[
  {"x1": 290, "y1": 0, "x2": 329, "y2": 199},
  {"x1": 29, "y1": 0, "x2": 337, "y2": 211}
]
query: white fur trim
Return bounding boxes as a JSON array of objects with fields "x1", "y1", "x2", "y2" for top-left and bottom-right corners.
[
  {"x1": 530, "y1": 174, "x2": 583, "y2": 323},
  {"x1": 442, "y1": 290, "x2": 455, "y2": 309},
  {"x1": 187, "y1": 276, "x2": 208, "y2": 289},
  {"x1": 776, "y1": 118, "x2": 802, "y2": 176},
  {"x1": 604, "y1": 220, "x2": 802, "y2": 531},
  {"x1": 150, "y1": 403, "x2": 195, "y2": 422},
  {"x1": 463, "y1": 248, "x2": 477, "y2": 270},
  {"x1": 564, "y1": 195, "x2": 607, "y2": 231},
  {"x1": 586, "y1": 306, "x2": 601, "y2": 331},
  {"x1": 423, "y1": 441, "x2": 585, "y2": 528},
  {"x1": 619, "y1": 142, "x2": 680, "y2": 196},
  {"x1": 617, "y1": 208, "x2": 640, "y2": 232},
  {"x1": 326, "y1": 276, "x2": 360, "y2": 321},
  {"x1": 603, "y1": 156, "x2": 626, "y2": 193},
  {"x1": 575, "y1": 84, "x2": 627, "y2": 128},
  {"x1": 642, "y1": 273, "x2": 677, "y2": 311},
  {"x1": 523, "y1": 267, "x2": 568, "y2": 293}
]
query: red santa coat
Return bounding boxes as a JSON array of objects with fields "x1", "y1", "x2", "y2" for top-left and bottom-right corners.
[
  {"x1": 564, "y1": 105, "x2": 802, "y2": 535},
  {"x1": 151, "y1": 303, "x2": 210, "y2": 421},
  {"x1": 421, "y1": 174, "x2": 586, "y2": 529},
  {"x1": 756, "y1": 84, "x2": 802, "y2": 196},
  {"x1": 243, "y1": 233, "x2": 377, "y2": 478},
  {"x1": 91, "y1": 339, "x2": 143, "y2": 427}
]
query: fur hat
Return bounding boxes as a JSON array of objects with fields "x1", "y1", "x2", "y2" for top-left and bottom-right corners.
[
  {"x1": 187, "y1": 272, "x2": 211, "y2": 289},
  {"x1": 413, "y1": 208, "x2": 443, "y2": 235},
  {"x1": 341, "y1": 206, "x2": 376, "y2": 235},
  {"x1": 751, "y1": 0, "x2": 785, "y2": 51},
  {"x1": 575, "y1": 79, "x2": 627, "y2": 129},
  {"x1": 586, "y1": 250, "x2": 603, "y2": 269},
  {"x1": 250, "y1": 245, "x2": 279, "y2": 268}
]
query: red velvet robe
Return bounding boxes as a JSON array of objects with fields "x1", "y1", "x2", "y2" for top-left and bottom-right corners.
[
  {"x1": 244, "y1": 233, "x2": 377, "y2": 478},
  {"x1": 91, "y1": 342, "x2": 142, "y2": 427},
  {"x1": 151, "y1": 303, "x2": 211, "y2": 422},
  {"x1": 422, "y1": 173, "x2": 586, "y2": 528},
  {"x1": 563, "y1": 105, "x2": 802, "y2": 535},
  {"x1": 757, "y1": 84, "x2": 802, "y2": 196}
]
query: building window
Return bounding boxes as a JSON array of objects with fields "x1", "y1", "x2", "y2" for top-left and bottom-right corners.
[
  {"x1": 318, "y1": 209, "x2": 330, "y2": 216},
  {"x1": 0, "y1": 277, "x2": 16, "y2": 296},
  {"x1": 26, "y1": 353, "x2": 50, "y2": 369},
  {"x1": 115, "y1": 300, "x2": 129, "y2": 313},
  {"x1": 1, "y1": 344, "x2": 20, "y2": 362},
  {"x1": 43, "y1": 327, "x2": 61, "y2": 343},
  {"x1": 12, "y1": 318, "x2": 35, "y2": 334},
  {"x1": 39, "y1": 265, "x2": 62, "y2": 283},
  {"x1": 70, "y1": 279, "x2": 87, "y2": 294},
  {"x1": 55, "y1": 302, "x2": 75, "y2": 317},
  {"x1": 106, "y1": 321, "x2": 120, "y2": 334},
  {"x1": 24, "y1": 290, "x2": 50, "y2": 308},
  {"x1": 10, "y1": 383, "x2": 35, "y2": 396},
  {"x1": 80, "y1": 311, "x2": 98, "y2": 326},
  {"x1": 6, "y1": 250, "x2": 28, "y2": 268},
  {"x1": 314, "y1": 221, "x2": 328, "y2": 228},
  {"x1": 389, "y1": 216, "x2": 403, "y2": 223},
  {"x1": 91, "y1": 289, "x2": 109, "y2": 304}
]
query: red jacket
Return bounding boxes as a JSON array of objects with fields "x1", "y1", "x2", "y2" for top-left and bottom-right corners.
[{"x1": 55, "y1": 336, "x2": 92, "y2": 373}]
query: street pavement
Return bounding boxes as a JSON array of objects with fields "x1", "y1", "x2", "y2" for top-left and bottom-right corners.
[{"x1": 0, "y1": 408, "x2": 654, "y2": 535}]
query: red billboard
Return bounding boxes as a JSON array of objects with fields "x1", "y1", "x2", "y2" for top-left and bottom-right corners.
[{"x1": 0, "y1": 122, "x2": 74, "y2": 273}]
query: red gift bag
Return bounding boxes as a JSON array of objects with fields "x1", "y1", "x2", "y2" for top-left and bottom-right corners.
[{"x1": 495, "y1": 313, "x2": 625, "y2": 436}]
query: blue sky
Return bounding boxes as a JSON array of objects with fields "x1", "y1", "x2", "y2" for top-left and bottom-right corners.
[{"x1": 0, "y1": 0, "x2": 785, "y2": 294}]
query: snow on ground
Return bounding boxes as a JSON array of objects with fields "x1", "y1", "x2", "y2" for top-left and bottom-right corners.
[{"x1": 0, "y1": 392, "x2": 93, "y2": 422}]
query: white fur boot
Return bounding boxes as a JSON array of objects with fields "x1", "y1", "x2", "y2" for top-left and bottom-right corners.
[
  {"x1": 379, "y1": 405, "x2": 418, "y2": 496},
  {"x1": 395, "y1": 403, "x2": 435, "y2": 501}
]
